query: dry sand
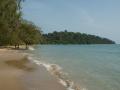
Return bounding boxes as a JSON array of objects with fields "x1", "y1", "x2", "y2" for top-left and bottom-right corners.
[{"x1": 0, "y1": 49, "x2": 66, "y2": 90}]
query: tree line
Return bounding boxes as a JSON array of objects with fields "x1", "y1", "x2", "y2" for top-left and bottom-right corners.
[
  {"x1": 0, "y1": 0, "x2": 115, "y2": 48},
  {"x1": 0, "y1": 0, "x2": 42, "y2": 49},
  {"x1": 42, "y1": 30, "x2": 115, "y2": 44}
]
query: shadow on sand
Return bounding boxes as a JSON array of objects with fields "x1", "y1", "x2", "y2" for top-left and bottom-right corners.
[{"x1": 5, "y1": 57, "x2": 35, "y2": 72}]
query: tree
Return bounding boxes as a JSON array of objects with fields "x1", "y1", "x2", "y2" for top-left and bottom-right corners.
[
  {"x1": 19, "y1": 20, "x2": 42, "y2": 49},
  {"x1": 0, "y1": 0, "x2": 23, "y2": 46},
  {"x1": 0, "y1": 0, "x2": 43, "y2": 48}
]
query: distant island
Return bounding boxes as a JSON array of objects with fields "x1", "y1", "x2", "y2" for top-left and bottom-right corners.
[{"x1": 42, "y1": 30, "x2": 115, "y2": 44}]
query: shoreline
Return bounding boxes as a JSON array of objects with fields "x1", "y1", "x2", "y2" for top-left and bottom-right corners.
[
  {"x1": 0, "y1": 48, "x2": 66, "y2": 90},
  {"x1": 28, "y1": 52, "x2": 81, "y2": 90}
]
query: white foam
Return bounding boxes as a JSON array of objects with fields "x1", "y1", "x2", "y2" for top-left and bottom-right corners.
[
  {"x1": 27, "y1": 55, "x2": 87, "y2": 90},
  {"x1": 28, "y1": 46, "x2": 35, "y2": 51},
  {"x1": 59, "y1": 79, "x2": 67, "y2": 87},
  {"x1": 82, "y1": 88, "x2": 87, "y2": 90}
]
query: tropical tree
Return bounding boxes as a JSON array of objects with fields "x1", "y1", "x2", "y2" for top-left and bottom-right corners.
[
  {"x1": 0, "y1": 0, "x2": 43, "y2": 48},
  {"x1": 19, "y1": 20, "x2": 42, "y2": 49},
  {"x1": 0, "y1": 0, "x2": 23, "y2": 46}
]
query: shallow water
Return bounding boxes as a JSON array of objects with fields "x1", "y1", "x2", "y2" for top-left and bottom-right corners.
[{"x1": 28, "y1": 44, "x2": 120, "y2": 90}]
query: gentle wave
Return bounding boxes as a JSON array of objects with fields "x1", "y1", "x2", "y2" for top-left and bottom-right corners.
[{"x1": 27, "y1": 55, "x2": 87, "y2": 90}]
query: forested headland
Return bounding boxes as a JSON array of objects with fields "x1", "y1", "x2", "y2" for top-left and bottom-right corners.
[
  {"x1": 0, "y1": 0, "x2": 115, "y2": 48},
  {"x1": 42, "y1": 30, "x2": 115, "y2": 44}
]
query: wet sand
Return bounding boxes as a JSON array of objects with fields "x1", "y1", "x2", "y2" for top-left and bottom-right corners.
[
  {"x1": 0, "y1": 49, "x2": 66, "y2": 90},
  {"x1": 0, "y1": 49, "x2": 26, "y2": 90}
]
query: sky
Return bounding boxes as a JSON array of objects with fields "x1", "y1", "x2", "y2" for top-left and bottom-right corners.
[{"x1": 22, "y1": 0, "x2": 120, "y2": 43}]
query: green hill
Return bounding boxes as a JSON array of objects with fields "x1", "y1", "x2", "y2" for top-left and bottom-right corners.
[{"x1": 42, "y1": 30, "x2": 115, "y2": 44}]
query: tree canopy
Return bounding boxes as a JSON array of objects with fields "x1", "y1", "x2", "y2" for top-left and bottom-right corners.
[
  {"x1": 0, "y1": 0, "x2": 42, "y2": 48},
  {"x1": 42, "y1": 30, "x2": 115, "y2": 44}
]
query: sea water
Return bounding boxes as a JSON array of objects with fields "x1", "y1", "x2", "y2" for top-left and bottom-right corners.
[{"x1": 27, "y1": 45, "x2": 120, "y2": 90}]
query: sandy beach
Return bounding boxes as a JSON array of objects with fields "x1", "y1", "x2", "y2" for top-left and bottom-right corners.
[{"x1": 0, "y1": 49, "x2": 66, "y2": 90}]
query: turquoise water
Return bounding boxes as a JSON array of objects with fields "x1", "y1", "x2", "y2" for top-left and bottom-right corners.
[{"x1": 28, "y1": 45, "x2": 120, "y2": 90}]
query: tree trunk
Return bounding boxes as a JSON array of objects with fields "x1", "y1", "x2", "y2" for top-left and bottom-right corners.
[
  {"x1": 15, "y1": 45, "x2": 16, "y2": 49},
  {"x1": 18, "y1": 44, "x2": 19, "y2": 49},
  {"x1": 26, "y1": 44, "x2": 28, "y2": 49}
]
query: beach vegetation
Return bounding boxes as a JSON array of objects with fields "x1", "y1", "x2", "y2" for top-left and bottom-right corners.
[{"x1": 0, "y1": 0, "x2": 42, "y2": 48}]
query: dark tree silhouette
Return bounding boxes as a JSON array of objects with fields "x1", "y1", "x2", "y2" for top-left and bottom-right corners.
[{"x1": 42, "y1": 30, "x2": 115, "y2": 44}]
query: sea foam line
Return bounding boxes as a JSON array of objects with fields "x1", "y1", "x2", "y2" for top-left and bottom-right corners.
[{"x1": 28, "y1": 56, "x2": 87, "y2": 90}]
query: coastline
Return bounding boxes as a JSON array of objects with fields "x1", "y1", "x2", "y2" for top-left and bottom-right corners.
[{"x1": 0, "y1": 48, "x2": 66, "y2": 90}]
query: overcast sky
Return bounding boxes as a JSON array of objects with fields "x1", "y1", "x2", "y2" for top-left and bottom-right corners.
[{"x1": 22, "y1": 0, "x2": 120, "y2": 43}]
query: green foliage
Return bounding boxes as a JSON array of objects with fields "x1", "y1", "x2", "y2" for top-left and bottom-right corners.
[
  {"x1": 42, "y1": 30, "x2": 115, "y2": 44},
  {"x1": 19, "y1": 20, "x2": 42, "y2": 45},
  {"x1": 0, "y1": 0, "x2": 42, "y2": 47}
]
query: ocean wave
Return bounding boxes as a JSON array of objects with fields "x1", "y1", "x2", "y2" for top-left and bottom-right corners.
[{"x1": 28, "y1": 55, "x2": 87, "y2": 90}]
